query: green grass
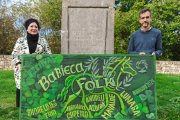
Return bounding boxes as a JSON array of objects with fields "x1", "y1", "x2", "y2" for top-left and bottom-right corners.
[
  {"x1": 0, "y1": 70, "x2": 179, "y2": 120},
  {"x1": 156, "y1": 74, "x2": 180, "y2": 120},
  {"x1": 0, "y1": 70, "x2": 18, "y2": 120}
]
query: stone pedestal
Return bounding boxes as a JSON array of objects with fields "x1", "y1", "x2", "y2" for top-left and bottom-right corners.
[{"x1": 61, "y1": 0, "x2": 114, "y2": 54}]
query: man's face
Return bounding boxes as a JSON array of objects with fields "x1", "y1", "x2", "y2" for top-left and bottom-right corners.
[{"x1": 139, "y1": 11, "x2": 152, "y2": 29}]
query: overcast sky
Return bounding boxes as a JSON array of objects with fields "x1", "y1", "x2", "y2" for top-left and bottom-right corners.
[{"x1": 0, "y1": 0, "x2": 30, "y2": 6}]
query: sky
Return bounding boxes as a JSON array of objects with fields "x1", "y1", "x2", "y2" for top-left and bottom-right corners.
[
  {"x1": 0, "y1": 0, "x2": 56, "y2": 38},
  {"x1": 0, "y1": 0, "x2": 30, "y2": 7}
]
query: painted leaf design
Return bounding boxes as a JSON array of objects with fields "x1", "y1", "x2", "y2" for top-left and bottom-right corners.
[
  {"x1": 25, "y1": 90, "x2": 32, "y2": 97},
  {"x1": 36, "y1": 55, "x2": 43, "y2": 60},
  {"x1": 43, "y1": 92, "x2": 50, "y2": 98},
  {"x1": 55, "y1": 55, "x2": 63, "y2": 64},
  {"x1": 134, "y1": 96, "x2": 141, "y2": 103},
  {"x1": 142, "y1": 106, "x2": 149, "y2": 113},
  {"x1": 114, "y1": 112, "x2": 125, "y2": 120},
  {"x1": 138, "y1": 103, "x2": 143, "y2": 110},
  {"x1": 40, "y1": 98, "x2": 49, "y2": 105},
  {"x1": 139, "y1": 94, "x2": 147, "y2": 101},
  {"x1": 146, "y1": 113, "x2": 155, "y2": 119},
  {"x1": 148, "y1": 96, "x2": 154, "y2": 104},
  {"x1": 145, "y1": 90, "x2": 152, "y2": 96}
]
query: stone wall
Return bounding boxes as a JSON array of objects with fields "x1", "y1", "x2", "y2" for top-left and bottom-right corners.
[
  {"x1": 156, "y1": 61, "x2": 180, "y2": 75},
  {"x1": 0, "y1": 55, "x2": 13, "y2": 70},
  {"x1": 0, "y1": 55, "x2": 180, "y2": 75}
]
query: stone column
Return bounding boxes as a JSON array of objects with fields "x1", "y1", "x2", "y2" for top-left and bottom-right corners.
[{"x1": 61, "y1": 0, "x2": 114, "y2": 54}]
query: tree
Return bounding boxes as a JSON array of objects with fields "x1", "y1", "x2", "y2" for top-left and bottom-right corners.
[
  {"x1": 0, "y1": 0, "x2": 62, "y2": 54},
  {"x1": 37, "y1": 0, "x2": 62, "y2": 53},
  {"x1": 115, "y1": 0, "x2": 180, "y2": 60},
  {"x1": 149, "y1": 0, "x2": 180, "y2": 60},
  {"x1": 0, "y1": 6, "x2": 20, "y2": 54}
]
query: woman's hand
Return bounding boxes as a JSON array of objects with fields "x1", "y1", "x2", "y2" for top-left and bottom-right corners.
[{"x1": 17, "y1": 64, "x2": 21, "y2": 71}]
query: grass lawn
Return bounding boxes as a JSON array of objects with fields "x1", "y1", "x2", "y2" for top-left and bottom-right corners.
[
  {"x1": 156, "y1": 74, "x2": 180, "y2": 120},
  {"x1": 0, "y1": 70, "x2": 18, "y2": 119},
  {"x1": 0, "y1": 70, "x2": 179, "y2": 120}
]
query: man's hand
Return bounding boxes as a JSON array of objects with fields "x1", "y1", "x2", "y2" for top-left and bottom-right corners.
[
  {"x1": 152, "y1": 52, "x2": 156, "y2": 55},
  {"x1": 139, "y1": 52, "x2": 145, "y2": 55}
]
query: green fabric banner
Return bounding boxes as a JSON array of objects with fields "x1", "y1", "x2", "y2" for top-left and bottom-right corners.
[{"x1": 20, "y1": 54, "x2": 157, "y2": 120}]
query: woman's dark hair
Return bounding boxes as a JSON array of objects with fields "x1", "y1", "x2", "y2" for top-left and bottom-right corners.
[{"x1": 24, "y1": 18, "x2": 41, "y2": 30}]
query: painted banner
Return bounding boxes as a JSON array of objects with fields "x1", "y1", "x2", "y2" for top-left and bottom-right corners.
[{"x1": 20, "y1": 54, "x2": 157, "y2": 120}]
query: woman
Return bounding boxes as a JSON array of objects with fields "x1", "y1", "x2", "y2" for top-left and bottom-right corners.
[{"x1": 11, "y1": 18, "x2": 51, "y2": 107}]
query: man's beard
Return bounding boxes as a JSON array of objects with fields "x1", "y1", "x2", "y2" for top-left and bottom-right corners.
[{"x1": 142, "y1": 21, "x2": 149, "y2": 28}]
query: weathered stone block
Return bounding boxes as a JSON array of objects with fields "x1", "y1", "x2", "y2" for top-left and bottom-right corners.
[{"x1": 61, "y1": 0, "x2": 114, "y2": 54}]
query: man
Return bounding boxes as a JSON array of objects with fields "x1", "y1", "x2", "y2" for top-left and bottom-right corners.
[{"x1": 128, "y1": 8, "x2": 162, "y2": 56}]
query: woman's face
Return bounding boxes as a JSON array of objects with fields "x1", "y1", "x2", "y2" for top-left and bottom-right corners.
[{"x1": 27, "y1": 22, "x2": 39, "y2": 35}]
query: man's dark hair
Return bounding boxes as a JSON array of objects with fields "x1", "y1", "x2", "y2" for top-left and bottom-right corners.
[{"x1": 139, "y1": 8, "x2": 151, "y2": 18}]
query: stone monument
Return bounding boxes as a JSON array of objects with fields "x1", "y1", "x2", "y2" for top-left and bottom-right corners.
[{"x1": 61, "y1": 0, "x2": 114, "y2": 54}]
